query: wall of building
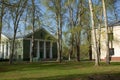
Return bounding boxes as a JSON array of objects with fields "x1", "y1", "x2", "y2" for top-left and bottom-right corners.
[
  {"x1": 0, "y1": 34, "x2": 10, "y2": 60},
  {"x1": 14, "y1": 39, "x2": 23, "y2": 61},
  {"x1": 92, "y1": 26, "x2": 120, "y2": 61}
]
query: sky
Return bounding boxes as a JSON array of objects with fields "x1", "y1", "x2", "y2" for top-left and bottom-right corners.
[{"x1": 2, "y1": 0, "x2": 120, "y2": 38}]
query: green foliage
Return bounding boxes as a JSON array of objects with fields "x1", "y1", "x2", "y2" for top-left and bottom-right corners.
[
  {"x1": 70, "y1": 26, "x2": 82, "y2": 34},
  {"x1": 25, "y1": 25, "x2": 32, "y2": 31},
  {"x1": 80, "y1": 44, "x2": 89, "y2": 59}
]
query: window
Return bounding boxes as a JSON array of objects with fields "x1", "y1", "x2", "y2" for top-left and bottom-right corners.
[
  {"x1": 33, "y1": 41, "x2": 37, "y2": 57},
  {"x1": 108, "y1": 33, "x2": 113, "y2": 41},
  {"x1": 40, "y1": 32, "x2": 43, "y2": 38},
  {"x1": 18, "y1": 55, "x2": 21, "y2": 60},
  {"x1": 109, "y1": 48, "x2": 114, "y2": 56}
]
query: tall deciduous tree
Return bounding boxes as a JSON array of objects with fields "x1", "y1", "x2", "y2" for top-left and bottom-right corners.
[
  {"x1": 65, "y1": 0, "x2": 75, "y2": 61},
  {"x1": 0, "y1": 0, "x2": 6, "y2": 47},
  {"x1": 102, "y1": 0, "x2": 110, "y2": 64},
  {"x1": 65, "y1": 0, "x2": 87, "y2": 61},
  {"x1": 9, "y1": 0, "x2": 28, "y2": 64},
  {"x1": 88, "y1": 0, "x2": 99, "y2": 66},
  {"x1": 29, "y1": 0, "x2": 35, "y2": 62},
  {"x1": 25, "y1": 0, "x2": 42, "y2": 62},
  {"x1": 44, "y1": 0, "x2": 64, "y2": 62}
]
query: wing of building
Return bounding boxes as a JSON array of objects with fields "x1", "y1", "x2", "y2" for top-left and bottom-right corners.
[
  {"x1": 0, "y1": 28, "x2": 57, "y2": 61},
  {"x1": 0, "y1": 34, "x2": 10, "y2": 60},
  {"x1": 92, "y1": 21, "x2": 120, "y2": 61}
]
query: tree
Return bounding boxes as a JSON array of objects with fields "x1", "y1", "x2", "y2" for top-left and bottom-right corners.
[
  {"x1": 44, "y1": 0, "x2": 64, "y2": 62},
  {"x1": 28, "y1": 0, "x2": 35, "y2": 62},
  {"x1": 88, "y1": 0, "x2": 99, "y2": 66},
  {"x1": 24, "y1": 0, "x2": 42, "y2": 62},
  {"x1": 0, "y1": 0, "x2": 6, "y2": 48},
  {"x1": 8, "y1": 0, "x2": 28, "y2": 64},
  {"x1": 64, "y1": 0, "x2": 88, "y2": 61},
  {"x1": 102, "y1": 0, "x2": 110, "y2": 64},
  {"x1": 64, "y1": 0, "x2": 75, "y2": 61}
]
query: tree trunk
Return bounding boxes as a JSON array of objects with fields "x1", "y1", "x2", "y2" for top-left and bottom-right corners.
[
  {"x1": 30, "y1": 0, "x2": 35, "y2": 62},
  {"x1": 56, "y1": 0, "x2": 62, "y2": 63},
  {"x1": 9, "y1": 28, "x2": 17, "y2": 64},
  {"x1": 88, "y1": 0, "x2": 99, "y2": 66},
  {"x1": 69, "y1": 3, "x2": 74, "y2": 61},
  {"x1": 102, "y1": 0, "x2": 110, "y2": 64},
  {"x1": 0, "y1": 16, "x2": 2, "y2": 55},
  {"x1": 68, "y1": 40, "x2": 73, "y2": 61},
  {"x1": 76, "y1": 44, "x2": 80, "y2": 61},
  {"x1": 87, "y1": 30, "x2": 92, "y2": 60},
  {"x1": 0, "y1": 0, "x2": 5, "y2": 54},
  {"x1": 57, "y1": 27, "x2": 62, "y2": 62},
  {"x1": 68, "y1": 49, "x2": 72, "y2": 61},
  {"x1": 89, "y1": 45, "x2": 92, "y2": 60},
  {"x1": 8, "y1": 0, "x2": 28, "y2": 64}
]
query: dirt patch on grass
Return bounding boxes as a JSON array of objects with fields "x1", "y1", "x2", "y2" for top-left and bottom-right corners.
[{"x1": 87, "y1": 74, "x2": 120, "y2": 80}]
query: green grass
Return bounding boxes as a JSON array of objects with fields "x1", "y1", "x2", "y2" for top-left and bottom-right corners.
[{"x1": 0, "y1": 61, "x2": 120, "y2": 80}]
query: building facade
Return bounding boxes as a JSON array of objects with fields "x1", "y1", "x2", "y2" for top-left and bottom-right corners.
[
  {"x1": 92, "y1": 21, "x2": 120, "y2": 61},
  {"x1": 0, "y1": 28, "x2": 57, "y2": 61}
]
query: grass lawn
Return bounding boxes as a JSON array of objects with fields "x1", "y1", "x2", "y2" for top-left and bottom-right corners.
[{"x1": 0, "y1": 61, "x2": 120, "y2": 80}]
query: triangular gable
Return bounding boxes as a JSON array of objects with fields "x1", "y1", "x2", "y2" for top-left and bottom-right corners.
[
  {"x1": 1, "y1": 34, "x2": 9, "y2": 40},
  {"x1": 23, "y1": 28, "x2": 56, "y2": 40}
]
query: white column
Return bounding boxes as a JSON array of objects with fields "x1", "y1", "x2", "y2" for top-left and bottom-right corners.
[
  {"x1": 2, "y1": 43, "x2": 4, "y2": 59},
  {"x1": 30, "y1": 40, "x2": 32, "y2": 59},
  {"x1": 0, "y1": 43, "x2": 2, "y2": 58},
  {"x1": 4, "y1": 42, "x2": 6, "y2": 59},
  {"x1": 50, "y1": 42, "x2": 53, "y2": 59},
  {"x1": 37, "y1": 40, "x2": 40, "y2": 60},
  {"x1": 43, "y1": 41, "x2": 46, "y2": 59},
  {"x1": 8, "y1": 42, "x2": 10, "y2": 59}
]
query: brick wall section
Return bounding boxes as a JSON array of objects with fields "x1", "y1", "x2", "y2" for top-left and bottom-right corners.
[{"x1": 101, "y1": 57, "x2": 120, "y2": 61}]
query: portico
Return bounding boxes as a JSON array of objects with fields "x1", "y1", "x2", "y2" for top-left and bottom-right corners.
[
  {"x1": 0, "y1": 28, "x2": 57, "y2": 61},
  {"x1": 29, "y1": 39, "x2": 53, "y2": 60}
]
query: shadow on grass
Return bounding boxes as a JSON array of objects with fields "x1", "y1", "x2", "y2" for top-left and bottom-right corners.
[
  {"x1": 18, "y1": 72, "x2": 120, "y2": 80},
  {"x1": 18, "y1": 74, "x2": 89, "y2": 80},
  {"x1": 0, "y1": 61, "x2": 94, "y2": 73},
  {"x1": 0, "y1": 61, "x2": 119, "y2": 73}
]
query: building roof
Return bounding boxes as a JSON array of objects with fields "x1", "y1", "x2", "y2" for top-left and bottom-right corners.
[
  {"x1": 1, "y1": 34, "x2": 9, "y2": 41},
  {"x1": 16, "y1": 27, "x2": 56, "y2": 40},
  {"x1": 109, "y1": 21, "x2": 120, "y2": 27}
]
